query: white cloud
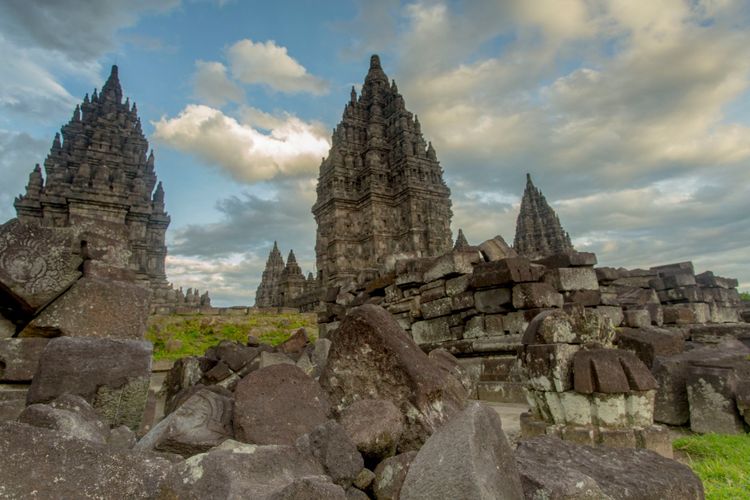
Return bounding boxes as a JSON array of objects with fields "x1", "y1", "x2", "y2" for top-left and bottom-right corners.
[
  {"x1": 193, "y1": 60, "x2": 244, "y2": 107},
  {"x1": 152, "y1": 104, "x2": 330, "y2": 182},
  {"x1": 227, "y1": 39, "x2": 328, "y2": 95}
]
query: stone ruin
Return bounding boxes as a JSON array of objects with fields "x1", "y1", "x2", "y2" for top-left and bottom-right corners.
[
  {"x1": 11, "y1": 64, "x2": 209, "y2": 315},
  {"x1": 255, "y1": 242, "x2": 319, "y2": 310}
]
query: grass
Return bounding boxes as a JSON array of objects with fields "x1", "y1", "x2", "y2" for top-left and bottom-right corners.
[
  {"x1": 740, "y1": 291, "x2": 750, "y2": 301},
  {"x1": 146, "y1": 311, "x2": 318, "y2": 361},
  {"x1": 673, "y1": 433, "x2": 750, "y2": 499}
]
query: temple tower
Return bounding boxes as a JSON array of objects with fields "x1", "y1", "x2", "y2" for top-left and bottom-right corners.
[
  {"x1": 255, "y1": 241, "x2": 285, "y2": 307},
  {"x1": 513, "y1": 174, "x2": 574, "y2": 260},
  {"x1": 14, "y1": 65, "x2": 171, "y2": 295},
  {"x1": 312, "y1": 55, "x2": 453, "y2": 286}
]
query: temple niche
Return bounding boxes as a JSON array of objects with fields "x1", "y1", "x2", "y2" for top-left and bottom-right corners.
[
  {"x1": 13, "y1": 65, "x2": 206, "y2": 309},
  {"x1": 312, "y1": 55, "x2": 453, "y2": 287}
]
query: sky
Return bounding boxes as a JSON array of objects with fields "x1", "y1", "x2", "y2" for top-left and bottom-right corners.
[{"x1": 1, "y1": 0, "x2": 749, "y2": 306}]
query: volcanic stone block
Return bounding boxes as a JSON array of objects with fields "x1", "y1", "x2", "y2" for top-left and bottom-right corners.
[
  {"x1": 662, "y1": 272, "x2": 697, "y2": 288},
  {"x1": 522, "y1": 343, "x2": 579, "y2": 392},
  {"x1": 136, "y1": 388, "x2": 234, "y2": 457},
  {"x1": 423, "y1": 251, "x2": 480, "y2": 283},
  {"x1": 663, "y1": 305, "x2": 695, "y2": 325},
  {"x1": 411, "y1": 317, "x2": 453, "y2": 344},
  {"x1": 735, "y1": 381, "x2": 750, "y2": 427},
  {"x1": 470, "y1": 257, "x2": 541, "y2": 289},
  {"x1": 319, "y1": 305, "x2": 468, "y2": 451},
  {"x1": 373, "y1": 451, "x2": 418, "y2": 500},
  {"x1": 658, "y1": 286, "x2": 703, "y2": 303},
  {"x1": 512, "y1": 283, "x2": 563, "y2": 309},
  {"x1": 27, "y1": 337, "x2": 151, "y2": 430},
  {"x1": 564, "y1": 289, "x2": 601, "y2": 306},
  {"x1": 515, "y1": 436, "x2": 704, "y2": 500},
  {"x1": 0, "y1": 338, "x2": 49, "y2": 381},
  {"x1": 615, "y1": 286, "x2": 660, "y2": 306},
  {"x1": 709, "y1": 303, "x2": 740, "y2": 323},
  {"x1": 234, "y1": 364, "x2": 330, "y2": 446},
  {"x1": 340, "y1": 399, "x2": 404, "y2": 464},
  {"x1": 445, "y1": 274, "x2": 470, "y2": 297},
  {"x1": 598, "y1": 428, "x2": 636, "y2": 448},
  {"x1": 478, "y1": 235, "x2": 517, "y2": 262},
  {"x1": 651, "y1": 261, "x2": 695, "y2": 276},
  {"x1": 592, "y1": 393, "x2": 628, "y2": 427},
  {"x1": 534, "y1": 251, "x2": 597, "y2": 268},
  {"x1": 420, "y1": 297, "x2": 452, "y2": 319},
  {"x1": 503, "y1": 311, "x2": 528, "y2": 335},
  {"x1": 522, "y1": 310, "x2": 575, "y2": 345},
  {"x1": 297, "y1": 420, "x2": 363, "y2": 488},
  {"x1": 625, "y1": 391, "x2": 655, "y2": 426},
  {"x1": 558, "y1": 391, "x2": 592, "y2": 426},
  {"x1": 616, "y1": 326, "x2": 685, "y2": 368},
  {"x1": 636, "y1": 425, "x2": 673, "y2": 458},
  {"x1": 0, "y1": 219, "x2": 82, "y2": 312},
  {"x1": 573, "y1": 349, "x2": 657, "y2": 394},
  {"x1": 474, "y1": 288, "x2": 512, "y2": 314},
  {"x1": 400, "y1": 402, "x2": 523, "y2": 500},
  {"x1": 19, "y1": 393, "x2": 110, "y2": 444},
  {"x1": 0, "y1": 421, "x2": 174, "y2": 498},
  {"x1": 21, "y1": 276, "x2": 151, "y2": 339},
  {"x1": 543, "y1": 267, "x2": 599, "y2": 291},
  {"x1": 624, "y1": 308, "x2": 651, "y2": 328},
  {"x1": 686, "y1": 366, "x2": 745, "y2": 434},
  {"x1": 696, "y1": 271, "x2": 738, "y2": 289}
]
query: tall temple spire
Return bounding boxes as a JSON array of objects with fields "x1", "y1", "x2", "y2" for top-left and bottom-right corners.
[
  {"x1": 513, "y1": 173, "x2": 574, "y2": 260},
  {"x1": 101, "y1": 65, "x2": 123, "y2": 104},
  {"x1": 312, "y1": 54, "x2": 453, "y2": 286},
  {"x1": 255, "y1": 241, "x2": 286, "y2": 308},
  {"x1": 453, "y1": 228, "x2": 470, "y2": 250}
]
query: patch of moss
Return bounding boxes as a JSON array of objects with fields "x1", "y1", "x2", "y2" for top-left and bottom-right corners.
[
  {"x1": 146, "y1": 311, "x2": 318, "y2": 361},
  {"x1": 673, "y1": 433, "x2": 750, "y2": 500}
]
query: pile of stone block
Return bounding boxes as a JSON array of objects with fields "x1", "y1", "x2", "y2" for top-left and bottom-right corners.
[{"x1": 519, "y1": 310, "x2": 672, "y2": 456}]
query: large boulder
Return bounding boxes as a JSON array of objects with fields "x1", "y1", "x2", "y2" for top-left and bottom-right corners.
[
  {"x1": 20, "y1": 276, "x2": 151, "y2": 339},
  {"x1": 297, "y1": 420, "x2": 364, "y2": 488},
  {"x1": 18, "y1": 393, "x2": 109, "y2": 444},
  {"x1": 686, "y1": 364, "x2": 747, "y2": 434},
  {"x1": 400, "y1": 401, "x2": 523, "y2": 500},
  {"x1": 136, "y1": 388, "x2": 234, "y2": 457},
  {"x1": 340, "y1": 399, "x2": 404, "y2": 465},
  {"x1": 373, "y1": 452, "x2": 418, "y2": 500},
  {"x1": 0, "y1": 421, "x2": 173, "y2": 499},
  {"x1": 0, "y1": 219, "x2": 81, "y2": 313},
  {"x1": 234, "y1": 364, "x2": 331, "y2": 445},
  {"x1": 27, "y1": 337, "x2": 152, "y2": 430},
  {"x1": 159, "y1": 439, "x2": 325, "y2": 499},
  {"x1": 515, "y1": 436, "x2": 704, "y2": 500},
  {"x1": 320, "y1": 304, "x2": 467, "y2": 451},
  {"x1": 269, "y1": 477, "x2": 346, "y2": 500}
]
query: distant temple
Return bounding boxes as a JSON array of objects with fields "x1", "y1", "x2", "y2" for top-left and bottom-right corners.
[
  {"x1": 13, "y1": 65, "x2": 208, "y2": 310},
  {"x1": 312, "y1": 55, "x2": 453, "y2": 287},
  {"x1": 255, "y1": 242, "x2": 317, "y2": 308},
  {"x1": 513, "y1": 173, "x2": 574, "y2": 260}
]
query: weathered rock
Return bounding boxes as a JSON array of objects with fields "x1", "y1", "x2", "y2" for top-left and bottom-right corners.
[
  {"x1": 354, "y1": 468, "x2": 375, "y2": 490},
  {"x1": 534, "y1": 251, "x2": 597, "y2": 268},
  {"x1": 544, "y1": 267, "x2": 599, "y2": 291},
  {"x1": 163, "y1": 356, "x2": 203, "y2": 411},
  {"x1": 340, "y1": 399, "x2": 404, "y2": 464},
  {"x1": 27, "y1": 336, "x2": 152, "y2": 430},
  {"x1": 686, "y1": 365, "x2": 746, "y2": 434},
  {"x1": 574, "y1": 348, "x2": 657, "y2": 394},
  {"x1": 0, "y1": 219, "x2": 81, "y2": 313},
  {"x1": 736, "y1": 380, "x2": 750, "y2": 427},
  {"x1": 515, "y1": 436, "x2": 704, "y2": 500},
  {"x1": 471, "y1": 257, "x2": 540, "y2": 289},
  {"x1": 214, "y1": 340, "x2": 260, "y2": 371},
  {"x1": 400, "y1": 401, "x2": 523, "y2": 500},
  {"x1": 108, "y1": 425, "x2": 137, "y2": 449},
  {"x1": 512, "y1": 282, "x2": 564, "y2": 309},
  {"x1": 0, "y1": 421, "x2": 173, "y2": 499},
  {"x1": 423, "y1": 250, "x2": 480, "y2": 282},
  {"x1": 160, "y1": 439, "x2": 325, "y2": 499},
  {"x1": 428, "y1": 348, "x2": 475, "y2": 397},
  {"x1": 277, "y1": 328, "x2": 309, "y2": 359},
  {"x1": 21, "y1": 276, "x2": 151, "y2": 339},
  {"x1": 478, "y1": 235, "x2": 517, "y2": 262},
  {"x1": 652, "y1": 338, "x2": 750, "y2": 425},
  {"x1": 0, "y1": 399, "x2": 25, "y2": 422},
  {"x1": 269, "y1": 476, "x2": 347, "y2": 500},
  {"x1": 18, "y1": 393, "x2": 109, "y2": 444},
  {"x1": 474, "y1": 288, "x2": 513, "y2": 314},
  {"x1": 136, "y1": 388, "x2": 233, "y2": 457},
  {"x1": 298, "y1": 420, "x2": 364, "y2": 488},
  {"x1": 320, "y1": 305, "x2": 468, "y2": 451},
  {"x1": 234, "y1": 364, "x2": 331, "y2": 445},
  {"x1": 0, "y1": 337, "x2": 49, "y2": 381},
  {"x1": 616, "y1": 326, "x2": 685, "y2": 368},
  {"x1": 373, "y1": 451, "x2": 418, "y2": 500},
  {"x1": 258, "y1": 350, "x2": 296, "y2": 369}
]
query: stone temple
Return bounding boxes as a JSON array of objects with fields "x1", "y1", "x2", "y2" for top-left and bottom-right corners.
[
  {"x1": 13, "y1": 65, "x2": 206, "y2": 309},
  {"x1": 255, "y1": 242, "x2": 317, "y2": 308},
  {"x1": 312, "y1": 55, "x2": 453, "y2": 287},
  {"x1": 513, "y1": 173, "x2": 574, "y2": 260}
]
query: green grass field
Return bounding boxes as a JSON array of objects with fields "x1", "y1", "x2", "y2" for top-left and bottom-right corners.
[
  {"x1": 673, "y1": 433, "x2": 750, "y2": 499},
  {"x1": 146, "y1": 311, "x2": 318, "y2": 361}
]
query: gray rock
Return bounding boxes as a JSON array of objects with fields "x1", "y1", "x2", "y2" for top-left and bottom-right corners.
[
  {"x1": 234, "y1": 364, "x2": 331, "y2": 445},
  {"x1": 616, "y1": 326, "x2": 685, "y2": 368},
  {"x1": 400, "y1": 401, "x2": 523, "y2": 500},
  {"x1": 373, "y1": 451, "x2": 418, "y2": 500},
  {"x1": 0, "y1": 421, "x2": 173, "y2": 499},
  {"x1": 515, "y1": 436, "x2": 704, "y2": 500},
  {"x1": 258, "y1": 350, "x2": 296, "y2": 369},
  {"x1": 136, "y1": 388, "x2": 233, "y2": 457},
  {"x1": 160, "y1": 439, "x2": 325, "y2": 499},
  {"x1": 340, "y1": 399, "x2": 404, "y2": 464},
  {"x1": 0, "y1": 337, "x2": 49, "y2": 381},
  {"x1": 269, "y1": 477, "x2": 347, "y2": 500},
  {"x1": 163, "y1": 357, "x2": 204, "y2": 414},
  {"x1": 18, "y1": 393, "x2": 109, "y2": 444},
  {"x1": 428, "y1": 348, "x2": 475, "y2": 397},
  {"x1": 320, "y1": 305, "x2": 467, "y2": 451},
  {"x1": 687, "y1": 365, "x2": 746, "y2": 434},
  {"x1": 27, "y1": 336, "x2": 152, "y2": 430},
  {"x1": 0, "y1": 399, "x2": 25, "y2": 423},
  {"x1": 297, "y1": 420, "x2": 363, "y2": 488},
  {"x1": 108, "y1": 425, "x2": 137, "y2": 449}
]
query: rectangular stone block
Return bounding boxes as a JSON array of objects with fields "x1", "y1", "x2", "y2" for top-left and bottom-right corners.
[
  {"x1": 695, "y1": 271, "x2": 738, "y2": 289},
  {"x1": 646, "y1": 304, "x2": 663, "y2": 326},
  {"x1": 384, "y1": 284, "x2": 403, "y2": 302},
  {"x1": 626, "y1": 390, "x2": 655, "y2": 427},
  {"x1": 662, "y1": 306, "x2": 694, "y2": 325},
  {"x1": 534, "y1": 251, "x2": 597, "y2": 268},
  {"x1": 658, "y1": 286, "x2": 703, "y2": 303},
  {"x1": 558, "y1": 391, "x2": 593, "y2": 426},
  {"x1": 623, "y1": 309, "x2": 651, "y2": 328},
  {"x1": 598, "y1": 428, "x2": 636, "y2": 449},
  {"x1": 387, "y1": 297, "x2": 421, "y2": 319},
  {"x1": 480, "y1": 355, "x2": 516, "y2": 381},
  {"x1": 512, "y1": 283, "x2": 563, "y2": 310},
  {"x1": 470, "y1": 257, "x2": 542, "y2": 289},
  {"x1": 594, "y1": 306, "x2": 624, "y2": 327},
  {"x1": 423, "y1": 251, "x2": 479, "y2": 283},
  {"x1": 522, "y1": 344, "x2": 579, "y2": 392},
  {"x1": 561, "y1": 426, "x2": 595, "y2": 446},
  {"x1": 595, "y1": 267, "x2": 624, "y2": 283},
  {"x1": 421, "y1": 297, "x2": 452, "y2": 319},
  {"x1": 662, "y1": 273, "x2": 696, "y2": 289},
  {"x1": 463, "y1": 315, "x2": 485, "y2": 339},
  {"x1": 0, "y1": 338, "x2": 49, "y2": 381},
  {"x1": 411, "y1": 317, "x2": 454, "y2": 344},
  {"x1": 687, "y1": 366, "x2": 745, "y2": 435},
  {"x1": 503, "y1": 311, "x2": 529, "y2": 335},
  {"x1": 451, "y1": 291, "x2": 474, "y2": 311},
  {"x1": 544, "y1": 391, "x2": 566, "y2": 425},
  {"x1": 709, "y1": 304, "x2": 740, "y2": 323},
  {"x1": 651, "y1": 261, "x2": 695, "y2": 276},
  {"x1": 543, "y1": 267, "x2": 599, "y2": 292},
  {"x1": 636, "y1": 425, "x2": 673, "y2": 458},
  {"x1": 564, "y1": 289, "x2": 601, "y2": 306},
  {"x1": 592, "y1": 393, "x2": 628, "y2": 427},
  {"x1": 484, "y1": 314, "x2": 505, "y2": 336},
  {"x1": 445, "y1": 274, "x2": 470, "y2": 297},
  {"x1": 474, "y1": 288, "x2": 512, "y2": 314}
]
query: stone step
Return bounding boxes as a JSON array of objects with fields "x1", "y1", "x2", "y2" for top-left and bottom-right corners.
[
  {"x1": 0, "y1": 383, "x2": 29, "y2": 402},
  {"x1": 476, "y1": 381, "x2": 527, "y2": 404}
]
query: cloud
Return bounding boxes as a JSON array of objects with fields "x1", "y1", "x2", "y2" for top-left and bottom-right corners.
[
  {"x1": 227, "y1": 39, "x2": 328, "y2": 94},
  {"x1": 152, "y1": 104, "x2": 330, "y2": 182},
  {"x1": 193, "y1": 60, "x2": 244, "y2": 107},
  {"x1": 0, "y1": 130, "x2": 49, "y2": 222}
]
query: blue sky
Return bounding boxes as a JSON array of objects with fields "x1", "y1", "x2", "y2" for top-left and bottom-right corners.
[{"x1": 1, "y1": 0, "x2": 749, "y2": 305}]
